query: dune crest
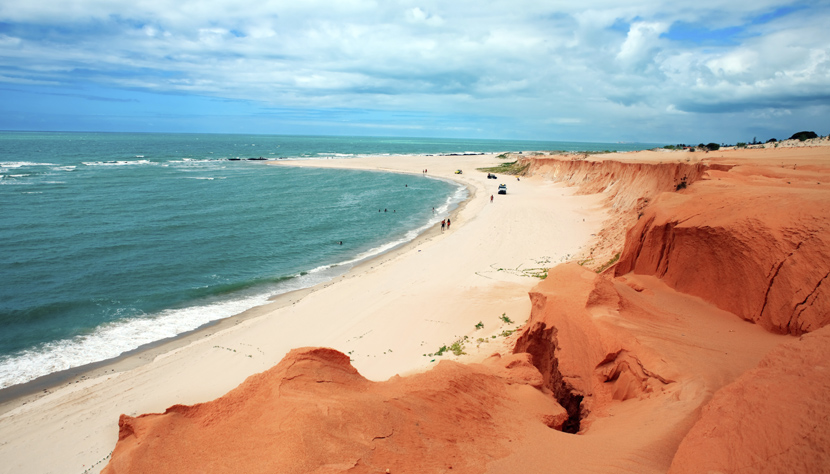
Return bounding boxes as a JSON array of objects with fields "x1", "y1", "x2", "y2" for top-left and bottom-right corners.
[{"x1": 103, "y1": 348, "x2": 566, "y2": 474}]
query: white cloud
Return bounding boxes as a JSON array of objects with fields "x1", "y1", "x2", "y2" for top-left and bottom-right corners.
[
  {"x1": 0, "y1": 34, "x2": 21, "y2": 46},
  {"x1": 0, "y1": 0, "x2": 828, "y2": 141},
  {"x1": 616, "y1": 22, "x2": 668, "y2": 68},
  {"x1": 405, "y1": 7, "x2": 444, "y2": 26}
]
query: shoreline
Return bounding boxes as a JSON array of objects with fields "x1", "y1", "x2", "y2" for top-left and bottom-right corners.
[
  {"x1": 0, "y1": 151, "x2": 607, "y2": 474},
  {"x1": 0, "y1": 161, "x2": 475, "y2": 414}
]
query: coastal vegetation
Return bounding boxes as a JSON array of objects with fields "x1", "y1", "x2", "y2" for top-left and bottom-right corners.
[
  {"x1": 790, "y1": 131, "x2": 818, "y2": 141},
  {"x1": 478, "y1": 160, "x2": 530, "y2": 175}
]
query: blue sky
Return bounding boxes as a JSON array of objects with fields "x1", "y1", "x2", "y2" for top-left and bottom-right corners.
[{"x1": 0, "y1": 0, "x2": 828, "y2": 143}]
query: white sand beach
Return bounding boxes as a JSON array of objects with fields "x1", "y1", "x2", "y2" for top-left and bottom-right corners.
[{"x1": 0, "y1": 153, "x2": 606, "y2": 474}]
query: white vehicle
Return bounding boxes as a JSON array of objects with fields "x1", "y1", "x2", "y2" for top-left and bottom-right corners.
[{"x1": 498, "y1": 184, "x2": 507, "y2": 195}]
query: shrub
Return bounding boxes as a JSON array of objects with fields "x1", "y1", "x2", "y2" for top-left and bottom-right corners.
[
  {"x1": 736, "y1": 142, "x2": 747, "y2": 148},
  {"x1": 706, "y1": 143, "x2": 720, "y2": 150},
  {"x1": 789, "y1": 131, "x2": 818, "y2": 141}
]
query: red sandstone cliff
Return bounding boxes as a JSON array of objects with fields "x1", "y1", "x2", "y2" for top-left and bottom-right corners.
[
  {"x1": 518, "y1": 155, "x2": 711, "y2": 269},
  {"x1": 614, "y1": 164, "x2": 830, "y2": 335},
  {"x1": 512, "y1": 263, "x2": 674, "y2": 433},
  {"x1": 103, "y1": 150, "x2": 830, "y2": 473}
]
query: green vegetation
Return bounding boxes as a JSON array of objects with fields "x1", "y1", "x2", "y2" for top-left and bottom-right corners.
[
  {"x1": 522, "y1": 267, "x2": 549, "y2": 279},
  {"x1": 475, "y1": 321, "x2": 484, "y2": 330},
  {"x1": 500, "y1": 329, "x2": 515, "y2": 337},
  {"x1": 789, "y1": 131, "x2": 818, "y2": 141},
  {"x1": 500, "y1": 313, "x2": 514, "y2": 324},
  {"x1": 596, "y1": 253, "x2": 621, "y2": 273},
  {"x1": 736, "y1": 142, "x2": 747, "y2": 148},
  {"x1": 478, "y1": 160, "x2": 530, "y2": 175},
  {"x1": 496, "y1": 153, "x2": 510, "y2": 159},
  {"x1": 429, "y1": 336, "x2": 469, "y2": 357},
  {"x1": 706, "y1": 143, "x2": 720, "y2": 150}
]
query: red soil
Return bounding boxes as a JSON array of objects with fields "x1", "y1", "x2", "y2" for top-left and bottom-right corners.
[
  {"x1": 102, "y1": 348, "x2": 566, "y2": 474},
  {"x1": 103, "y1": 148, "x2": 830, "y2": 473}
]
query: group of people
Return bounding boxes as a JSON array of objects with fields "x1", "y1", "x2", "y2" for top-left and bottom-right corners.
[{"x1": 441, "y1": 218, "x2": 451, "y2": 232}]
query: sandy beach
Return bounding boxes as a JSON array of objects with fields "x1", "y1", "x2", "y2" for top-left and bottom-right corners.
[
  {"x1": 0, "y1": 152, "x2": 606, "y2": 474},
  {"x1": 5, "y1": 143, "x2": 829, "y2": 474}
]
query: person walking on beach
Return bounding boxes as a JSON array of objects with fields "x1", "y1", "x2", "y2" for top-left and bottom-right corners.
[
  {"x1": 491, "y1": 195, "x2": 494, "y2": 203},
  {"x1": 447, "y1": 218, "x2": 451, "y2": 229},
  {"x1": 441, "y1": 219, "x2": 446, "y2": 232}
]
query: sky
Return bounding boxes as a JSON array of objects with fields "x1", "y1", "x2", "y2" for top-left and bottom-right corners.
[{"x1": 0, "y1": 0, "x2": 828, "y2": 144}]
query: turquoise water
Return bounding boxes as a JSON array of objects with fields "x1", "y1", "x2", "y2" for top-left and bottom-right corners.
[{"x1": 0, "y1": 132, "x2": 660, "y2": 389}]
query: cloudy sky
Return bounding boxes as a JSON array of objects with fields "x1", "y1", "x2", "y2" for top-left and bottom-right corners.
[{"x1": 0, "y1": 0, "x2": 828, "y2": 143}]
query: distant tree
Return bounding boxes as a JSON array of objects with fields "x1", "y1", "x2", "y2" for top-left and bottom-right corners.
[
  {"x1": 706, "y1": 143, "x2": 720, "y2": 150},
  {"x1": 789, "y1": 131, "x2": 818, "y2": 141},
  {"x1": 736, "y1": 142, "x2": 747, "y2": 148},
  {"x1": 766, "y1": 138, "x2": 777, "y2": 143}
]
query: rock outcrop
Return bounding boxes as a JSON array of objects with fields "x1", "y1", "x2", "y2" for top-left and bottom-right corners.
[
  {"x1": 103, "y1": 347, "x2": 565, "y2": 474},
  {"x1": 669, "y1": 325, "x2": 830, "y2": 473}
]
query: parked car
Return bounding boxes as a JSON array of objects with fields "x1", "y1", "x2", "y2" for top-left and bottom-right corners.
[{"x1": 498, "y1": 184, "x2": 507, "y2": 194}]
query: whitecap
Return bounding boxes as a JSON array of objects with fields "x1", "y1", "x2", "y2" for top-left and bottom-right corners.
[{"x1": 0, "y1": 161, "x2": 57, "y2": 169}]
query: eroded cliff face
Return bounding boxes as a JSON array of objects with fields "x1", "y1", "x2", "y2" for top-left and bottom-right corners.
[
  {"x1": 522, "y1": 154, "x2": 830, "y2": 335},
  {"x1": 614, "y1": 165, "x2": 830, "y2": 335},
  {"x1": 512, "y1": 263, "x2": 674, "y2": 433},
  {"x1": 519, "y1": 155, "x2": 712, "y2": 268}
]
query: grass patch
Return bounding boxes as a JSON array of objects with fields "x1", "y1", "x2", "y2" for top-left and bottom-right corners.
[
  {"x1": 500, "y1": 313, "x2": 514, "y2": 324},
  {"x1": 596, "y1": 253, "x2": 621, "y2": 273},
  {"x1": 477, "y1": 160, "x2": 530, "y2": 175},
  {"x1": 522, "y1": 267, "x2": 549, "y2": 279},
  {"x1": 429, "y1": 336, "x2": 469, "y2": 357},
  {"x1": 475, "y1": 321, "x2": 484, "y2": 330}
]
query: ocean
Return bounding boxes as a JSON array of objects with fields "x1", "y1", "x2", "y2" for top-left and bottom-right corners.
[{"x1": 0, "y1": 132, "x2": 660, "y2": 389}]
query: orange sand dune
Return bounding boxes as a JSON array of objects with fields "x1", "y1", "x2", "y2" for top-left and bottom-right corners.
[
  {"x1": 102, "y1": 145, "x2": 830, "y2": 473},
  {"x1": 103, "y1": 347, "x2": 564, "y2": 474}
]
